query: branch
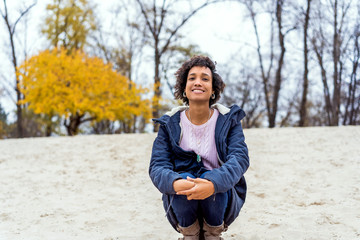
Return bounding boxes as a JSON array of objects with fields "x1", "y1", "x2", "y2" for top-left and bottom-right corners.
[
  {"x1": 245, "y1": 0, "x2": 272, "y2": 116},
  {"x1": 284, "y1": 26, "x2": 297, "y2": 36},
  {"x1": 152, "y1": 0, "x2": 157, "y2": 35},
  {"x1": 338, "y1": 1, "x2": 351, "y2": 33},
  {"x1": 11, "y1": 1, "x2": 37, "y2": 34},
  {"x1": 266, "y1": 12, "x2": 275, "y2": 81},
  {"x1": 160, "y1": 0, "x2": 219, "y2": 56},
  {"x1": 80, "y1": 116, "x2": 96, "y2": 124},
  {"x1": 135, "y1": 0, "x2": 156, "y2": 38},
  {"x1": 0, "y1": 0, "x2": 4, "y2": 18},
  {"x1": 157, "y1": 0, "x2": 167, "y2": 37},
  {"x1": 1, "y1": 0, "x2": 12, "y2": 37},
  {"x1": 0, "y1": 73, "x2": 16, "y2": 104}
]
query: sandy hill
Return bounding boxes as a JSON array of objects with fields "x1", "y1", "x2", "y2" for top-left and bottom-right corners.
[{"x1": 0, "y1": 126, "x2": 359, "y2": 240}]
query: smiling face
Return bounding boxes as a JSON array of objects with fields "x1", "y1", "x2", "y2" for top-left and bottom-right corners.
[{"x1": 185, "y1": 66, "x2": 214, "y2": 105}]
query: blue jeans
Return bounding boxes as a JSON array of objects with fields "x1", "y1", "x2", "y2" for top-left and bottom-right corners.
[{"x1": 171, "y1": 172, "x2": 230, "y2": 227}]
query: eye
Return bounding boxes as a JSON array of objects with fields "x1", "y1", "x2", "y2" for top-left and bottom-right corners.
[
  {"x1": 188, "y1": 77, "x2": 195, "y2": 81},
  {"x1": 202, "y1": 78, "x2": 209, "y2": 81}
]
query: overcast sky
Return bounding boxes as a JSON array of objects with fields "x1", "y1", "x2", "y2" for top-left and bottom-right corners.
[{"x1": 0, "y1": 0, "x2": 255, "y2": 117}]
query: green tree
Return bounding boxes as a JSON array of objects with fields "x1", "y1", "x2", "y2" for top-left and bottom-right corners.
[
  {"x1": 0, "y1": 103, "x2": 9, "y2": 138},
  {"x1": 0, "y1": 104, "x2": 6, "y2": 123}
]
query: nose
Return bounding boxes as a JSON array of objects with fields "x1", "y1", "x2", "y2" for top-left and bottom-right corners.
[{"x1": 194, "y1": 77, "x2": 202, "y2": 86}]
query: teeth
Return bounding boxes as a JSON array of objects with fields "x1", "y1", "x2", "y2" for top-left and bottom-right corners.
[{"x1": 192, "y1": 90, "x2": 204, "y2": 93}]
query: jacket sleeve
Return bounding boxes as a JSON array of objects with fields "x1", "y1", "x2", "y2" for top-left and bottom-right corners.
[
  {"x1": 203, "y1": 121, "x2": 249, "y2": 193},
  {"x1": 149, "y1": 124, "x2": 182, "y2": 195}
]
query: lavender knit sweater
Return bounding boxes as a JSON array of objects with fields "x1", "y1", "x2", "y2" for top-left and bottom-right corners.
[{"x1": 179, "y1": 109, "x2": 219, "y2": 170}]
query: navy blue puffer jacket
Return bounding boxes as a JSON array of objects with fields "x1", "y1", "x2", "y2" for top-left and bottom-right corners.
[{"x1": 149, "y1": 104, "x2": 249, "y2": 231}]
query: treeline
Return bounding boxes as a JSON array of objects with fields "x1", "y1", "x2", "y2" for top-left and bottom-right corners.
[
  {"x1": 0, "y1": 0, "x2": 359, "y2": 139},
  {"x1": 221, "y1": 0, "x2": 360, "y2": 128}
]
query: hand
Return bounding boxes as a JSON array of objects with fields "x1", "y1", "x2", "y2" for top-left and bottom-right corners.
[
  {"x1": 173, "y1": 179, "x2": 196, "y2": 192},
  {"x1": 176, "y1": 176, "x2": 215, "y2": 200}
]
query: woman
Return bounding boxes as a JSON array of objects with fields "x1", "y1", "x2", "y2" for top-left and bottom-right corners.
[{"x1": 149, "y1": 56, "x2": 249, "y2": 240}]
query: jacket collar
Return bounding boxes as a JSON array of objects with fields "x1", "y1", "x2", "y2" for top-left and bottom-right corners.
[
  {"x1": 154, "y1": 103, "x2": 245, "y2": 150},
  {"x1": 164, "y1": 103, "x2": 231, "y2": 117}
]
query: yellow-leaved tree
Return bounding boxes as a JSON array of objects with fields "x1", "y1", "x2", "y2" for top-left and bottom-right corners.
[
  {"x1": 18, "y1": 48, "x2": 150, "y2": 136},
  {"x1": 42, "y1": 0, "x2": 96, "y2": 52}
]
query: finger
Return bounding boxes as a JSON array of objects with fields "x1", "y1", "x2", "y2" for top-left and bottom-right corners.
[
  {"x1": 186, "y1": 176, "x2": 195, "y2": 182},
  {"x1": 191, "y1": 178, "x2": 206, "y2": 184},
  {"x1": 176, "y1": 189, "x2": 193, "y2": 195},
  {"x1": 188, "y1": 194, "x2": 205, "y2": 200},
  {"x1": 191, "y1": 178, "x2": 201, "y2": 183},
  {"x1": 194, "y1": 178, "x2": 213, "y2": 184},
  {"x1": 187, "y1": 193, "x2": 199, "y2": 200}
]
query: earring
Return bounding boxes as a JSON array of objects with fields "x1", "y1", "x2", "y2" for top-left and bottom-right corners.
[
  {"x1": 183, "y1": 92, "x2": 186, "y2": 98},
  {"x1": 211, "y1": 93, "x2": 215, "y2": 99}
]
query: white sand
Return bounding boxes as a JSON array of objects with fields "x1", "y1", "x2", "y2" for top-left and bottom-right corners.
[{"x1": 0, "y1": 126, "x2": 359, "y2": 240}]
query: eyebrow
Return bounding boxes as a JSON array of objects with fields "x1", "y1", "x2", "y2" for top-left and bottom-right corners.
[{"x1": 188, "y1": 72, "x2": 211, "y2": 77}]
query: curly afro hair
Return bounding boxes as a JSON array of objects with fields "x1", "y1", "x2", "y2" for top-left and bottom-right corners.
[{"x1": 174, "y1": 55, "x2": 225, "y2": 106}]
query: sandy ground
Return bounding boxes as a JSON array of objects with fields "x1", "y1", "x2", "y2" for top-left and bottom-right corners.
[{"x1": 0, "y1": 126, "x2": 359, "y2": 240}]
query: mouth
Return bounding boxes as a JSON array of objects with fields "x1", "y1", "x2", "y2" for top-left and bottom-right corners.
[{"x1": 192, "y1": 89, "x2": 205, "y2": 93}]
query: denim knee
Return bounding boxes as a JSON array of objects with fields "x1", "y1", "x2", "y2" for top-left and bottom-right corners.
[
  {"x1": 172, "y1": 194, "x2": 198, "y2": 227},
  {"x1": 172, "y1": 171, "x2": 228, "y2": 227},
  {"x1": 200, "y1": 191, "x2": 229, "y2": 226}
]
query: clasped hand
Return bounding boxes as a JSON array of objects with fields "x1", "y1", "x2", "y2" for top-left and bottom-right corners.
[{"x1": 173, "y1": 176, "x2": 215, "y2": 200}]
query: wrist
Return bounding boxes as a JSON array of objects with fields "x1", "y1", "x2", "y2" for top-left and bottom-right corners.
[{"x1": 173, "y1": 179, "x2": 180, "y2": 191}]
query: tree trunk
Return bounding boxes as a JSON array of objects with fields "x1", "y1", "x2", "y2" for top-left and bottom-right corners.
[
  {"x1": 332, "y1": 0, "x2": 340, "y2": 126},
  {"x1": 246, "y1": 2, "x2": 273, "y2": 128},
  {"x1": 1, "y1": 0, "x2": 36, "y2": 137},
  {"x1": 269, "y1": 0, "x2": 286, "y2": 128},
  {"x1": 65, "y1": 113, "x2": 81, "y2": 136},
  {"x1": 64, "y1": 112, "x2": 95, "y2": 136},
  {"x1": 320, "y1": 63, "x2": 333, "y2": 125},
  {"x1": 344, "y1": 33, "x2": 360, "y2": 125},
  {"x1": 299, "y1": 0, "x2": 311, "y2": 127},
  {"x1": 46, "y1": 124, "x2": 52, "y2": 137},
  {"x1": 7, "y1": 11, "x2": 23, "y2": 137},
  {"x1": 153, "y1": 46, "x2": 161, "y2": 132}
]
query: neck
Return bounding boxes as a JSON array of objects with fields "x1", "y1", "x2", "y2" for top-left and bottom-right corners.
[{"x1": 187, "y1": 103, "x2": 212, "y2": 125}]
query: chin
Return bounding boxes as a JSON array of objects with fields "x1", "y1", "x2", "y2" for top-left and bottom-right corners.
[{"x1": 189, "y1": 98, "x2": 211, "y2": 104}]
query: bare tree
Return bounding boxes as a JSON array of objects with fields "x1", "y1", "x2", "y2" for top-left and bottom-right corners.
[
  {"x1": 0, "y1": 0, "x2": 36, "y2": 137},
  {"x1": 272, "y1": 0, "x2": 288, "y2": 128},
  {"x1": 299, "y1": 0, "x2": 312, "y2": 126},
  {"x1": 222, "y1": 78, "x2": 265, "y2": 128},
  {"x1": 311, "y1": 28, "x2": 332, "y2": 125},
  {"x1": 134, "y1": 0, "x2": 219, "y2": 131},
  {"x1": 242, "y1": 0, "x2": 295, "y2": 127},
  {"x1": 220, "y1": 55, "x2": 265, "y2": 128},
  {"x1": 310, "y1": 0, "x2": 353, "y2": 126},
  {"x1": 343, "y1": 20, "x2": 360, "y2": 125}
]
